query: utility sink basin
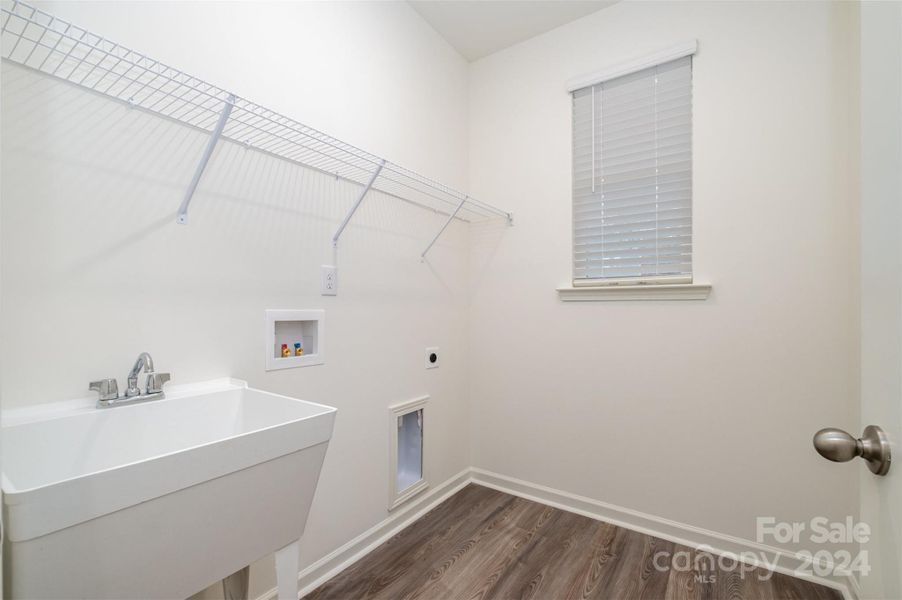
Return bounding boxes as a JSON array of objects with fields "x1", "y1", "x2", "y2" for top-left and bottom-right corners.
[{"x1": 1, "y1": 378, "x2": 336, "y2": 599}]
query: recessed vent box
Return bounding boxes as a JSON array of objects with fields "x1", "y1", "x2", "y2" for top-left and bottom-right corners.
[
  {"x1": 389, "y1": 396, "x2": 428, "y2": 509},
  {"x1": 265, "y1": 310, "x2": 325, "y2": 371}
]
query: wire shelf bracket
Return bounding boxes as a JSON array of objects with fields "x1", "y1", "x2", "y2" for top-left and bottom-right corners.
[
  {"x1": 332, "y1": 159, "x2": 385, "y2": 248},
  {"x1": 176, "y1": 93, "x2": 235, "y2": 225},
  {"x1": 1, "y1": 0, "x2": 513, "y2": 251},
  {"x1": 421, "y1": 196, "x2": 467, "y2": 260}
]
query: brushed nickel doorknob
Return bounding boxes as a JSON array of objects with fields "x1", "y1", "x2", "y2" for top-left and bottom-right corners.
[{"x1": 813, "y1": 425, "x2": 891, "y2": 476}]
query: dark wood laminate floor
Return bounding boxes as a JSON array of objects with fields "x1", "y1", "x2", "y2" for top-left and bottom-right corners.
[{"x1": 305, "y1": 484, "x2": 842, "y2": 600}]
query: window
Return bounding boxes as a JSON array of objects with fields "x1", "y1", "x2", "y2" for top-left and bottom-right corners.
[{"x1": 571, "y1": 54, "x2": 693, "y2": 285}]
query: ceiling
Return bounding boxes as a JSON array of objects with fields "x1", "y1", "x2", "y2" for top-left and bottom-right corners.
[{"x1": 408, "y1": 1, "x2": 616, "y2": 62}]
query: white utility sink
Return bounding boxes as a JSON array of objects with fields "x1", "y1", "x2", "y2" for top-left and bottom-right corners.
[{"x1": 1, "y1": 378, "x2": 337, "y2": 600}]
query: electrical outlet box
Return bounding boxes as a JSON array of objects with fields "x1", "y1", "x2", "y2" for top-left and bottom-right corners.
[
  {"x1": 321, "y1": 265, "x2": 337, "y2": 296},
  {"x1": 425, "y1": 347, "x2": 439, "y2": 369}
]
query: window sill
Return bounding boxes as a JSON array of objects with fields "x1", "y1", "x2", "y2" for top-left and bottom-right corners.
[{"x1": 557, "y1": 283, "x2": 712, "y2": 302}]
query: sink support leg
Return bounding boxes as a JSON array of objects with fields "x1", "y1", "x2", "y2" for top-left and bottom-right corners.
[
  {"x1": 275, "y1": 539, "x2": 300, "y2": 600},
  {"x1": 222, "y1": 566, "x2": 250, "y2": 600}
]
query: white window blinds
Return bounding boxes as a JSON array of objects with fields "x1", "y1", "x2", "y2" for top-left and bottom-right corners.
[{"x1": 572, "y1": 55, "x2": 692, "y2": 283}]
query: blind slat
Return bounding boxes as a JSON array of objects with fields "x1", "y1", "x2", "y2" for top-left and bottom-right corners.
[
  {"x1": 575, "y1": 187, "x2": 690, "y2": 207},
  {"x1": 571, "y1": 55, "x2": 692, "y2": 282},
  {"x1": 575, "y1": 207, "x2": 691, "y2": 227}
]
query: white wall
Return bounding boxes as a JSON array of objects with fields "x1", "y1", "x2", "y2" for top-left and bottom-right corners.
[
  {"x1": 1, "y1": 0, "x2": 867, "y2": 596},
  {"x1": 0, "y1": 1, "x2": 471, "y2": 597},
  {"x1": 467, "y1": 0, "x2": 859, "y2": 553}
]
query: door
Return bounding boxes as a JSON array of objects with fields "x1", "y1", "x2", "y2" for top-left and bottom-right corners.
[{"x1": 859, "y1": 2, "x2": 902, "y2": 598}]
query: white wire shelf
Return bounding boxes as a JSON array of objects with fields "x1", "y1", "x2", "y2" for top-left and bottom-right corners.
[{"x1": 1, "y1": 0, "x2": 512, "y2": 253}]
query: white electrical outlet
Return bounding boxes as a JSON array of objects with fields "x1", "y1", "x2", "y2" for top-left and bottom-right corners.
[
  {"x1": 425, "y1": 347, "x2": 439, "y2": 369},
  {"x1": 321, "y1": 265, "x2": 337, "y2": 296}
]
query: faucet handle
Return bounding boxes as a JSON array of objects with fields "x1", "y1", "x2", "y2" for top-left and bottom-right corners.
[
  {"x1": 89, "y1": 378, "x2": 119, "y2": 401},
  {"x1": 145, "y1": 372, "x2": 170, "y2": 394}
]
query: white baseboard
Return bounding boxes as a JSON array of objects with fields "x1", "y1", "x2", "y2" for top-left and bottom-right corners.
[
  {"x1": 470, "y1": 468, "x2": 857, "y2": 600},
  {"x1": 256, "y1": 467, "x2": 857, "y2": 600},
  {"x1": 848, "y1": 573, "x2": 863, "y2": 599}
]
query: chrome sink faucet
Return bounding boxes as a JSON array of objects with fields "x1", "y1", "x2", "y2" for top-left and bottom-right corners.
[
  {"x1": 89, "y1": 352, "x2": 170, "y2": 408},
  {"x1": 126, "y1": 352, "x2": 154, "y2": 397}
]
